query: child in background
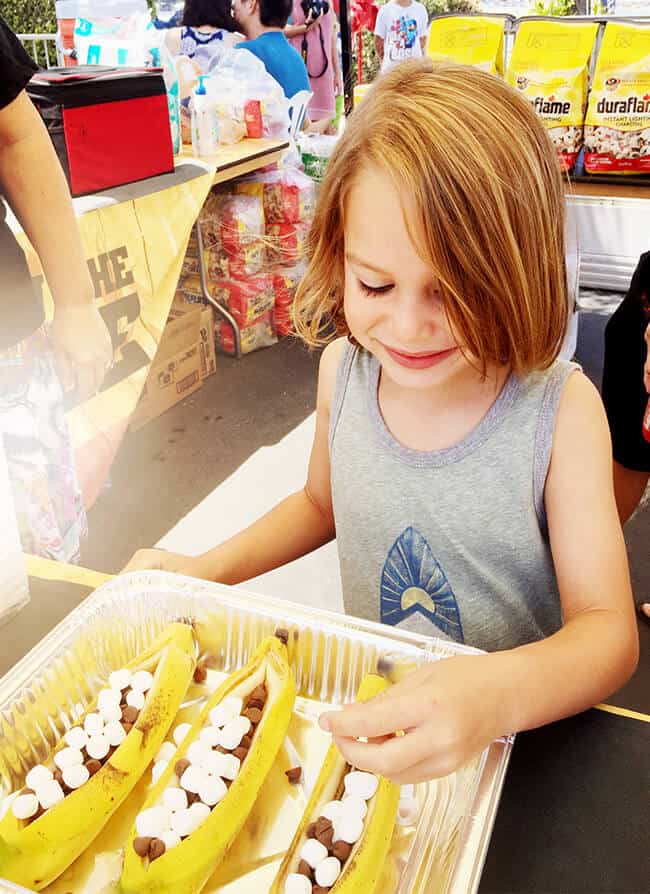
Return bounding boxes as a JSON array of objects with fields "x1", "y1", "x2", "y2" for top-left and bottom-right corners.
[
  {"x1": 125, "y1": 61, "x2": 638, "y2": 781},
  {"x1": 374, "y1": 0, "x2": 428, "y2": 72}
]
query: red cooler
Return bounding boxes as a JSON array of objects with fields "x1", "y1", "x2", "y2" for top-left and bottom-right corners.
[{"x1": 27, "y1": 66, "x2": 174, "y2": 197}]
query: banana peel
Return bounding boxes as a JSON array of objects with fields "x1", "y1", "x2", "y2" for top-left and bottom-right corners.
[
  {"x1": 0, "y1": 622, "x2": 196, "y2": 891},
  {"x1": 270, "y1": 673, "x2": 400, "y2": 894},
  {"x1": 120, "y1": 633, "x2": 297, "y2": 894}
]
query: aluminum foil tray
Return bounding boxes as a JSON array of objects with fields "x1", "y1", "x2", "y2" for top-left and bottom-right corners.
[{"x1": 0, "y1": 571, "x2": 514, "y2": 894}]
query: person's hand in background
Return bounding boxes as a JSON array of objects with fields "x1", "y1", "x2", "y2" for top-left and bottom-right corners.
[{"x1": 49, "y1": 300, "x2": 113, "y2": 401}]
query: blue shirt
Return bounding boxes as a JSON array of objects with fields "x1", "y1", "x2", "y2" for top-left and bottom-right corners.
[{"x1": 235, "y1": 32, "x2": 309, "y2": 99}]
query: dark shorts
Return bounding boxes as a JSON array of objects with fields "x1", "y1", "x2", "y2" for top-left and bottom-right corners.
[{"x1": 601, "y1": 252, "x2": 650, "y2": 473}]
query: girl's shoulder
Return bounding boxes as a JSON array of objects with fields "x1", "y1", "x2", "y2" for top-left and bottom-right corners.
[{"x1": 318, "y1": 337, "x2": 349, "y2": 412}]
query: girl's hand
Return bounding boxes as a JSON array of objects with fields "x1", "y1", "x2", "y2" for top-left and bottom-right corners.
[
  {"x1": 122, "y1": 548, "x2": 210, "y2": 580},
  {"x1": 319, "y1": 655, "x2": 509, "y2": 783},
  {"x1": 644, "y1": 323, "x2": 650, "y2": 394},
  {"x1": 49, "y1": 302, "x2": 113, "y2": 401}
]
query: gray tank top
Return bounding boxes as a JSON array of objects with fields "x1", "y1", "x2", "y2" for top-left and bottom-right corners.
[{"x1": 329, "y1": 343, "x2": 578, "y2": 652}]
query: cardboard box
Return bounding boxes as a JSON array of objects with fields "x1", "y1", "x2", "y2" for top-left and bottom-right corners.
[
  {"x1": 130, "y1": 307, "x2": 204, "y2": 431},
  {"x1": 197, "y1": 305, "x2": 216, "y2": 380}
]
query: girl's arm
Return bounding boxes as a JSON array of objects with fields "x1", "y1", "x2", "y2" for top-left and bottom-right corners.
[
  {"x1": 331, "y1": 20, "x2": 343, "y2": 96},
  {"x1": 123, "y1": 339, "x2": 346, "y2": 580},
  {"x1": 321, "y1": 372, "x2": 639, "y2": 782}
]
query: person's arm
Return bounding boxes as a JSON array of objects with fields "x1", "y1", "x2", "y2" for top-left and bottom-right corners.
[
  {"x1": 0, "y1": 90, "x2": 112, "y2": 397},
  {"x1": 374, "y1": 8, "x2": 386, "y2": 63},
  {"x1": 374, "y1": 35, "x2": 384, "y2": 62},
  {"x1": 331, "y1": 18, "x2": 343, "y2": 95},
  {"x1": 124, "y1": 338, "x2": 346, "y2": 579},
  {"x1": 285, "y1": 10, "x2": 319, "y2": 39},
  {"x1": 320, "y1": 373, "x2": 639, "y2": 782}
]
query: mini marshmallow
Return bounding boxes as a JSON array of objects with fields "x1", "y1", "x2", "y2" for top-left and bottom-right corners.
[
  {"x1": 152, "y1": 761, "x2": 169, "y2": 785},
  {"x1": 170, "y1": 806, "x2": 195, "y2": 838},
  {"x1": 342, "y1": 794, "x2": 368, "y2": 819},
  {"x1": 186, "y1": 740, "x2": 213, "y2": 767},
  {"x1": 200, "y1": 750, "x2": 228, "y2": 777},
  {"x1": 188, "y1": 800, "x2": 211, "y2": 829},
  {"x1": 126, "y1": 689, "x2": 146, "y2": 711},
  {"x1": 163, "y1": 787, "x2": 188, "y2": 812},
  {"x1": 218, "y1": 715, "x2": 251, "y2": 751},
  {"x1": 299, "y1": 837, "x2": 329, "y2": 868},
  {"x1": 344, "y1": 770, "x2": 378, "y2": 802},
  {"x1": 180, "y1": 764, "x2": 204, "y2": 794},
  {"x1": 284, "y1": 874, "x2": 312, "y2": 894},
  {"x1": 12, "y1": 793, "x2": 39, "y2": 820},
  {"x1": 315, "y1": 856, "x2": 342, "y2": 888},
  {"x1": 131, "y1": 670, "x2": 154, "y2": 693},
  {"x1": 198, "y1": 775, "x2": 227, "y2": 807},
  {"x1": 54, "y1": 747, "x2": 84, "y2": 771},
  {"x1": 86, "y1": 734, "x2": 111, "y2": 761},
  {"x1": 37, "y1": 779, "x2": 65, "y2": 809},
  {"x1": 84, "y1": 712, "x2": 104, "y2": 737},
  {"x1": 159, "y1": 830, "x2": 182, "y2": 850},
  {"x1": 109, "y1": 668, "x2": 132, "y2": 691},
  {"x1": 25, "y1": 765, "x2": 53, "y2": 790},
  {"x1": 320, "y1": 800, "x2": 343, "y2": 822},
  {"x1": 97, "y1": 689, "x2": 122, "y2": 713},
  {"x1": 64, "y1": 727, "x2": 88, "y2": 751},
  {"x1": 62, "y1": 763, "x2": 90, "y2": 790},
  {"x1": 199, "y1": 726, "x2": 222, "y2": 748},
  {"x1": 173, "y1": 723, "x2": 192, "y2": 746},
  {"x1": 136, "y1": 806, "x2": 172, "y2": 838},
  {"x1": 156, "y1": 741, "x2": 177, "y2": 763},
  {"x1": 333, "y1": 812, "x2": 364, "y2": 844},
  {"x1": 209, "y1": 696, "x2": 243, "y2": 729},
  {"x1": 397, "y1": 797, "x2": 419, "y2": 826},
  {"x1": 104, "y1": 720, "x2": 127, "y2": 747},
  {"x1": 100, "y1": 702, "x2": 123, "y2": 724},
  {"x1": 217, "y1": 753, "x2": 241, "y2": 781}
]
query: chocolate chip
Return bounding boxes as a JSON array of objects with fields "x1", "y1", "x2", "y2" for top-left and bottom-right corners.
[
  {"x1": 215, "y1": 745, "x2": 229, "y2": 754},
  {"x1": 148, "y1": 838, "x2": 166, "y2": 861},
  {"x1": 244, "y1": 706, "x2": 263, "y2": 725},
  {"x1": 313, "y1": 887, "x2": 330, "y2": 894},
  {"x1": 297, "y1": 859, "x2": 313, "y2": 879},
  {"x1": 274, "y1": 627, "x2": 289, "y2": 645},
  {"x1": 85, "y1": 759, "x2": 102, "y2": 776},
  {"x1": 175, "y1": 758, "x2": 191, "y2": 778},
  {"x1": 133, "y1": 836, "x2": 152, "y2": 857},
  {"x1": 250, "y1": 685, "x2": 267, "y2": 702},
  {"x1": 187, "y1": 791, "x2": 201, "y2": 805},
  {"x1": 332, "y1": 839, "x2": 352, "y2": 862},
  {"x1": 193, "y1": 664, "x2": 207, "y2": 684},
  {"x1": 306, "y1": 821, "x2": 317, "y2": 839},
  {"x1": 285, "y1": 766, "x2": 302, "y2": 784},
  {"x1": 241, "y1": 735, "x2": 253, "y2": 749},
  {"x1": 315, "y1": 816, "x2": 334, "y2": 849},
  {"x1": 122, "y1": 722, "x2": 133, "y2": 734},
  {"x1": 53, "y1": 770, "x2": 64, "y2": 787},
  {"x1": 122, "y1": 705, "x2": 139, "y2": 724},
  {"x1": 233, "y1": 745, "x2": 248, "y2": 762},
  {"x1": 246, "y1": 697, "x2": 265, "y2": 711},
  {"x1": 224, "y1": 778, "x2": 233, "y2": 788},
  {"x1": 20, "y1": 787, "x2": 35, "y2": 796}
]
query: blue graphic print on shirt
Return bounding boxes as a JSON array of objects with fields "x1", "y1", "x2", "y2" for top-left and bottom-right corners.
[
  {"x1": 389, "y1": 16, "x2": 418, "y2": 52},
  {"x1": 380, "y1": 526, "x2": 464, "y2": 641}
]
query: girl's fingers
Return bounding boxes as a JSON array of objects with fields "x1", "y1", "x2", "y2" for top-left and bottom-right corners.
[
  {"x1": 331, "y1": 722, "x2": 437, "y2": 779},
  {"x1": 319, "y1": 685, "x2": 429, "y2": 740}
]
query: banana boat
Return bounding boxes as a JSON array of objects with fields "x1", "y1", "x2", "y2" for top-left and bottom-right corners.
[
  {"x1": 0, "y1": 622, "x2": 196, "y2": 890},
  {"x1": 270, "y1": 674, "x2": 400, "y2": 894},
  {"x1": 120, "y1": 631, "x2": 296, "y2": 894}
]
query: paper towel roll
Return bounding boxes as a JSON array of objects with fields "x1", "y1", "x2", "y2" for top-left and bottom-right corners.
[{"x1": 0, "y1": 438, "x2": 30, "y2": 626}]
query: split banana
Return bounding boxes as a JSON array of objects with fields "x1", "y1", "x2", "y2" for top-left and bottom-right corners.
[
  {"x1": 119, "y1": 631, "x2": 297, "y2": 894},
  {"x1": 270, "y1": 674, "x2": 400, "y2": 894},
  {"x1": 0, "y1": 622, "x2": 196, "y2": 891}
]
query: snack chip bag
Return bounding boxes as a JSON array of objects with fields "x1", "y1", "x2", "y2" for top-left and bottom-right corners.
[
  {"x1": 426, "y1": 15, "x2": 507, "y2": 76},
  {"x1": 273, "y1": 262, "x2": 306, "y2": 337},
  {"x1": 507, "y1": 19, "x2": 598, "y2": 172},
  {"x1": 217, "y1": 311, "x2": 277, "y2": 354},
  {"x1": 584, "y1": 22, "x2": 650, "y2": 175},
  {"x1": 212, "y1": 275, "x2": 275, "y2": 327}
]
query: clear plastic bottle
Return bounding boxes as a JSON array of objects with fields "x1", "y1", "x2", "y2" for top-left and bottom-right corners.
[
  {"x1": 0, "y1": 440, "x2": 30, "y2": 628},
  {"x1": 191, "y1": 76, "x2": 219, "y2": 157}
]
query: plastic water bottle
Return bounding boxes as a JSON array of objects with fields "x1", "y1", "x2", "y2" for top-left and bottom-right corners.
[
  {"x1": 0, "y1": 439, "x2": 30, "y2": 628},
  {"x1": 191, "y1": 76, "x2": 219, "y2": 157}
]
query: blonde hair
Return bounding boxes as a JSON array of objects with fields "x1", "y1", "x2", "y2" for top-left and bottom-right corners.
[{"x1": 293, "y1": 60, "x2": 569, "y2": 375}]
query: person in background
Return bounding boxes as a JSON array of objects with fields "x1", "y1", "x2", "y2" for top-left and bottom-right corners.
[
  {"x1": 165, "y1": 0, "x2": 241, "y2": 73},
  {"x1": 231, "y1": 0, "x2": 310, "y2": 99},
  {"x1": 374, "y1": 0, "x2": 428, "y2": 73},
  {"x1": 601, "y1": 252, "x2": 650, "y2": 623},
  {"x1": 125, "y1": 61, "x2": 637, "y2": 782},
  {"x1": 285, "y1": 0, "x2": 342, "y2": 131},
  {"x1": 0, "y1": 18, "x2": 113, "y2": 561}
]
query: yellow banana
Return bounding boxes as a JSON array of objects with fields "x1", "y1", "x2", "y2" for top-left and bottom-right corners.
[
  {"x1": 0, "y1": 622, "x2": 196, "y2": 891},
  {"x1": 270, "y1": 674, "x2": 400, "y2": 894},
  {"x1": 120, "y1": 633, "x2": 296, "y2": 894}
]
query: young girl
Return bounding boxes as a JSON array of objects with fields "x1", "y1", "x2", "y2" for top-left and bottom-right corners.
[{"x1": 126, "y1": 60, "x2": 638, "y2": 782}]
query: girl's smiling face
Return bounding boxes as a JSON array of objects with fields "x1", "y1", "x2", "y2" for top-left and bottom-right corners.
[{"x1": 343, "y1": 165, "x2": 468, "y2": 392}]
